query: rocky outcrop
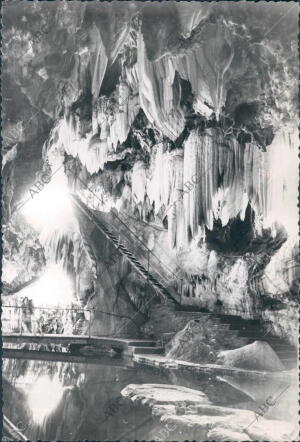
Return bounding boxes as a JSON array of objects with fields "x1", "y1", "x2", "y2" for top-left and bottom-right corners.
[
  {"x1": 2, "y1": 217, "x2": 46, "y2": 291},
  {"x1": 121, "y1": 383, "x2": 211, "y2": 406},
  {"x1": 122, "y1": 383, "x2": 297, "y2": 441},
  {"x1": 216, "y1": 340, "x2": 285, "y2": 372},
  {"x1": 165, "y1": 319, "x2": 246, "y2": 364}
]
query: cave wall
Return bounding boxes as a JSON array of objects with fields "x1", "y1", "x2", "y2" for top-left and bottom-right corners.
[
  {"x1": 73, "y1": 204, "x2": 157, "y2": 338},
  {"x1": 2, "y1": 1, "x2": 298, "y2": 341}
]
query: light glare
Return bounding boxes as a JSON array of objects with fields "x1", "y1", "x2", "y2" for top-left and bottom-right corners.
[
  {"x1": 21, "y1": 170, "x2": 74, "y2": 231},
  {"x1": 17, "y1": 263, "x2": 74, "y2": 307},
  {"x1": 27, "y1": 375, "x2": 64, "y2": 425}
]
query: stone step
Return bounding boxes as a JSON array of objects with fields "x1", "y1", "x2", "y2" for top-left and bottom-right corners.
[
  {"x1": 159, "y1": 307, "x2": 296, "y2": 359},
  {"x1": 161, "y1": 332, "x2": 176, "y2": 342},
  {"x1": 199, "y1": 322, "x2": 230, "y2": 330},
  {"x1": 78, "y1": 199, "x2": 294, "y2": 366},
  {"x1": 238, "y1": 338, "x2": 297, "y2": 360},
  {"x1": 234, "y1": 337, "x2": 251, "y2": 346},
  {"x1": 128, "y1": 346, "x2": 165, "y2": 355},
  {"x1": 156, "y1": 303, "x2": 296, "y2": 367},
  {"x1": 264, "y1": 338, "x2": 295, "y2": 347},
  {"x1": 218, "y1": 328, "x2": 240, "y2": 337},
  {"x1": 280, "y1": 358, "x2": 298, "y2": 369},
  {"x1": 264, "y1": 340, "x2": 297, "y2": 349},
  {"x1": 175, "y1": 310, "x2": 214, "y2": 316},
  {"x1": 263, "y1": 336, "x2": 296, "y2": 344},
  {"x1": 176, "y1": 306, "x2": 211, "y2": 313},
  {"x1": 241, "y1": 337, "x2": 284, "y2": 346},
  {"x1": 175, "y1": 312, "x2": 219, "y2": 322},
  {"x1": 126, "y1": 340, "x2": 157, "y2": 347},
  {"x1": 229, "y1": 324, "x2": 262, "y2": 332},
  {"x1": 271, "y1": 350, "x2": 298, "y2": 358},
  {"x1": 217, "y1": 315, "x2": 261, "y2": 326},
  {"x1": 238, "y1": 333, "x2": 294, "y2": 345}
]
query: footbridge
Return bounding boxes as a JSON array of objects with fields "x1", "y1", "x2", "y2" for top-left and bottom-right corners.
[{"x1": 2, "y1": 305, "x2": 162, "y2": 356}]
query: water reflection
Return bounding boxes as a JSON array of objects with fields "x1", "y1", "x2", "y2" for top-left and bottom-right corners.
[
  {"x1": 27, "y1": 375, "x2": 65, "y2": 425},
  {"x1": 2, "y1": 357, "x2": 160, "y2": 440},
  {"x1": 2, "y1": 356, "x2": 298, "y2": 440}
]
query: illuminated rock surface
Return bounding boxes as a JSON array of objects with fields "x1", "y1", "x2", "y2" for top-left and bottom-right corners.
[
  {"x1": 122, "y1": 382, "x2": 297, "y2": 441},
  {"x1": 2, "y1": 0, "x2": 298, "y2": 347},
  {"x1": 121, "y1": 383, "x2": 211, "y2": 405},
  {"x1": 2, "y1": 3, "x2": 298, "y2": 442},
  {"x1": 216, "y1": 340, "x2": 285, "y2": 372},
  {"x1": 165, "y1": 319, "x2": 246, "y2": 364}
]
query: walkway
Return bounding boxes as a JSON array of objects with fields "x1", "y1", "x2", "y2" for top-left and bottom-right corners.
[
  {"x1": 2, "y1": 333, "x2": 160, "y2": 353},
  {"x1": 132, "y1": 354, "x2": 296, "y2": 381},
  {"x1": 3, "y1": 348, "x2": 134, "y2": 367}
]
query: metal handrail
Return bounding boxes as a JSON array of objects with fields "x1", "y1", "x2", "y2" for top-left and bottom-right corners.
[
  {"x1": 107, "y1": 208, "x2": 178, "y2": 282},
  {"x1": 72, "y1": 194, "x2": 181, "y2": 304},
  {"x1": 122, "y1": 212, "x2": 166, "y2": 232},
  {"x1": 2, "y1": 305, "x2": 88, "y2": 312},
  {"x1": 119, "y1": 211, "x2": 180, "y2": 275},
  {"x1": 2, "y1": 305, "x2": 92, "y2": 338},
  {"x1": 107, "y1": 209, "x2": 179, "y2": 283},
  {"x1": 74, "y1": 187, "x2": 178, "y2": 283}
]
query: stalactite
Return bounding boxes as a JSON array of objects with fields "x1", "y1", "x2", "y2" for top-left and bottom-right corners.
[
  {"x1": 39, "y1": 228, "x2": 75, "y2": 269},
  {"x1": 131, "y1": 161, "x2": 147, "y2": 205},
  {"x1": 176, "y1": 2, "x2": 208, "y2": 39},
  {"x1": 137, "y1": 30, "x2": 185, "y2": 140},
  {"x1": 40, "y1": 8, "x2": 297, "y2": 255},
  {"x1": 147, "y1": 143, "x2": 171, "y2": 214},
  {"x1": 90, "y1": 24, "x2": 108, "y2": 99},
  {"x1": 144, "y1": 126, "x2": 298, "y2": 250}
]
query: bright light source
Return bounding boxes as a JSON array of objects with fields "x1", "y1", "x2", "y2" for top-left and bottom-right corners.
[
  {"x1": 2, "y1": 258, "x2": 20, "y2": 283},
  {"x1": 18, "y1": 263, "x2": 74, "y2": 307},
  {"x1": 21, "y1": 169, "x2": 75, "y2": 232},
  {"x1": 27, "y1": 375, "x2": 65, "y2": 425}
]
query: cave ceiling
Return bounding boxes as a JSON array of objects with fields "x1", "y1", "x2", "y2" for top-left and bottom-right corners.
[{"x1": 2, "y1": 1, "x2": 298, "y2": 309}]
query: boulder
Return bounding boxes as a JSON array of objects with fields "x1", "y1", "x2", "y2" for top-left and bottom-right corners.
[
  {"x1": 207, "y1": 428, "x2": 249, "y2": 441},
  {"x1": 216, "y1": 340, "x2": 285, "y2": 372},
  {"x1": 156, "y1": 408, "x2": 296, "y2": 441},
  {"x1": 165, "y1": 319, "x2": 248, "y2": 364},
  {"x1": 165, "y1": 320, "x2": 218, "y2": 363},
  {"x1": 123, "y1": 383, "x2": 296, "y2": 441},
  {"x1": 247, "y1": 418, "x2": 298, "y2": 441},
  {"x1": 121, "y1": 383, "x2": 210, "y2": 406}
]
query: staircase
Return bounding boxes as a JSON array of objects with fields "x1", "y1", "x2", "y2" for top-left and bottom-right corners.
[
  {"x1": 72, "y1": 195, "x2": 297, "y2": 370},
  {"x1": 125, "y1": 309, "x2": 297, "y2": 369},
  {"x1": 108, "y1": 339, "x2": 164, "y2": 357},
  {"x1": 218, "y1": 314, "x2": 298, "y2": 370},
  {"x1": 71, "y1": 195, "x2": 180, "y2": 306},
  {"x1": 173, "y1": 310, "x2": 298, "y2": 370},
  {"x1": 124, "y1": 344, "x2": 164, "y2": 357}
]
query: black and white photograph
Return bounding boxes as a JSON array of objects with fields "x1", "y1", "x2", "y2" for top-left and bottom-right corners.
[{"x1": 1, "y1": 1, "x2": 299, "y2": 440}]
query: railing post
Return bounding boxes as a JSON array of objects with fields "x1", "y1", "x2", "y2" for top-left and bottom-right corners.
[
  {"x1": 180, "y1": 278, "x2": 183, "y2": 305},
  {"x1": 19, "y1": 308, "x2": 23, "y2": 336},
  {"x1": 147, "y1": 250, "x2": 150, "y2": 280},
  {"x1": 88, "y1": 309, "x2": 91, "y2": 338}
]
